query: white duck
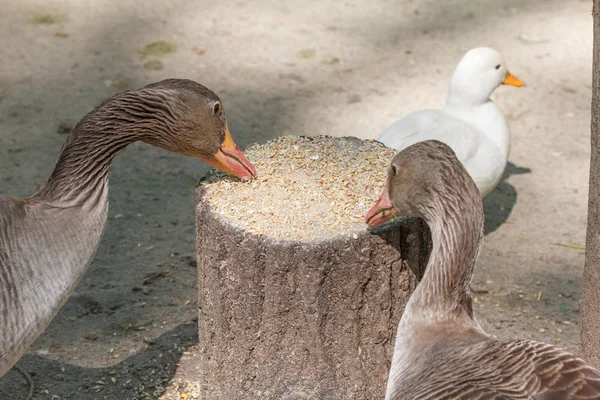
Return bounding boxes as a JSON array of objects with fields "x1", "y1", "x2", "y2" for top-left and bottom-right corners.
[{"x1": 377, "y1": 47, "x2": 524, "y2": 198}]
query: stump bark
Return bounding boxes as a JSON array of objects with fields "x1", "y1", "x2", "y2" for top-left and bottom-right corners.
[{"x1": 195, "y1": 186, "x2": 430, "y2": 399}]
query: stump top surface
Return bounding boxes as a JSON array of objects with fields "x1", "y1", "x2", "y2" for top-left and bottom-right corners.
[{"x1": 199, "y1": 135, "x2": 395, "y2": 242}]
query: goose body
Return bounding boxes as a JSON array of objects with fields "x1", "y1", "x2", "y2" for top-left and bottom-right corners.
[
  {"x1": 377, "y1": 47, "x2": 523, "y2": 198},
  {"x1": 366, "y1": 141, "x2": 600, "y2": 399},
  {"x1": 0, "y1": 183, "x2": 108, "y2": 375},
  {"x1": 0, "y1": 79, "x2": 256, "y2": 376}
]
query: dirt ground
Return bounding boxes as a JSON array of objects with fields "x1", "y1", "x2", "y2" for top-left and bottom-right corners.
[{"x1": 0, "y1": 0, "x2": 594, "y2": 398}]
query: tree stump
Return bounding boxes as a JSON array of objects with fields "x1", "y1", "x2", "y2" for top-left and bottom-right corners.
[{"x1": 195, "y1": 136, "x2": 430, "y2": 399}]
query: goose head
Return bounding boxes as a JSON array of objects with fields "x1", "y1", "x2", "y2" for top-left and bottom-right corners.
[
  {"x1": 365, "y1": 140, "x2": 477, "y2": 226},
  {"x1": 99, "y1": 79, "x2": 257, "y2": 181},
  {"x1": 446, "y1": 47, "x2": 524, "y2": 107}
]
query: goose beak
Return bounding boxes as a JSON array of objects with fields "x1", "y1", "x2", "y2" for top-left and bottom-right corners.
[
  {"x1": 365, "y1": 187, "x2": 398, "y2": 227},
  {"x1": 502, "y1": 72, "x2": 524, "y2": 87},
  {"x1": 202, "y1": 126, "x2": 257, "y2": 182}
]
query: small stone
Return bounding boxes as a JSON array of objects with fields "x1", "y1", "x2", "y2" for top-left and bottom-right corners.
[
  {"x1": 347, "y1": 94, "x2": 362, "y2": 104},
  {"x1": 56, "y1": 122, "x2": 73, "y2": 135},
  {"x1": 185, "y1": 255, "x2": 197, "y2": 267}
]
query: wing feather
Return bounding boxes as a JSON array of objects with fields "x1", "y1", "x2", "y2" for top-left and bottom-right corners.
[{"x1": 387, "y1": 338, "x2": 600, "y2": 400}]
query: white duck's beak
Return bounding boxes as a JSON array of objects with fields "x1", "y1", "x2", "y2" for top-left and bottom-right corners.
[{"x1": 503, "y1": 71, "x2": 524, "y2": 87}]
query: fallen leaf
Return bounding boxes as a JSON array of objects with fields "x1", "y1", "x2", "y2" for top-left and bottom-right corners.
[
  {"x1": 143, "y1": 60, "x2": 164, "y2": 71},
  {"x1": 139, "y1": 40, "x2": 178, "y2": 59},
  {"x1": 296, "y1": 49, "x2": 316, "y2": 59},
  {"x1": 30, "y1": 14, "x2": 63, "y2": 25},
  {"x1": 517, "y1": 34, "x2": 549, "y2": 44},
  {"x1": 322, "y1": 57, "x2": 340, "y2": 65},
  {"x1": 553, "y1": 242, "x2": 585, "y2": 250}
]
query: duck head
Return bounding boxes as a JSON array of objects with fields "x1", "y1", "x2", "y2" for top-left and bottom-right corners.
[
  {"x1": 446, "y1": 47, "x2": 524, "y2": 107},
  {"x1": 121, "y1": 79, "x2": 256, "y2": 181},
  {"x1": 365, "y1": 140, "x2": 479, "y2": 227}
]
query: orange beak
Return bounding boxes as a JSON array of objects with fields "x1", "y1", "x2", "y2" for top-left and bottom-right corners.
[
  {"x1": 202, "y1": 126, "x2": 257, "y2": 182},
  {"x1": 502, "y1": 71, "x2": 524, "y2": 87},
  {"x1": 365, "y1": 187, "x2": 399, "y2": 227}
]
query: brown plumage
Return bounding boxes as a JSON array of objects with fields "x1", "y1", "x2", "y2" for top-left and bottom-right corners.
[
  {"x1": 365, "y1": 140, "x2": 600, "y2": 400},
  {"x1": 0, "y1": 79, "x2": 256, "y2": 376}
]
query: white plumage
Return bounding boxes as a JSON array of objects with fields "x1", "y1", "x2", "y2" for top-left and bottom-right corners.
[{"x1": 378, "y1": 47, "x2": 523, "y2": 198}]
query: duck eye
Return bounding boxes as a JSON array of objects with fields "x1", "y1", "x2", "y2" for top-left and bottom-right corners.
[
  {"x1": 213, "y1": 103, "x2": 221, "y2": 115},
  {"x1": 495, "y1": 64, "x2": 501, "y2": 70}
]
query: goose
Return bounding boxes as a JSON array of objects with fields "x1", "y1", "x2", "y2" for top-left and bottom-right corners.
[
  {"x1": 365, "y1": 140, "x2": 600, "y2": 399},
  {"x1": 0, "y1": 78, "x2": 256, "y2": 377},
  {"x1": 377, "y1": 47, "x2": 524, "y2": 198}
]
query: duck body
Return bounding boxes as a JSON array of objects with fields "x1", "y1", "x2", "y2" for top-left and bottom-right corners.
[
  {"x1": 377, "y1": 47, "x2": 522, "y2": 198},
  {"x1": 366, "y1": 141, "x2": 600, "y2": 399},
  {"x1": 0, "y1": 79, "x2": 256, "y2": 376}
]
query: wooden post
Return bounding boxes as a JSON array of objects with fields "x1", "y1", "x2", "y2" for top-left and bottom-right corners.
[
  {"x1": 194, "y1": 187, "x2": 429, "y2": 399},
  {"x1": 582, "y1": 0, "x2": 600, "y2": 369}
]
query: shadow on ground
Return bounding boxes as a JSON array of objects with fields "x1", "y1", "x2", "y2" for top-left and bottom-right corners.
[
  {"x1": 484, "y1": 162, "x2": 532, "y2": 235},
  {"x1": 0, "y1": 322, "x2": 198, "y2": 400}
]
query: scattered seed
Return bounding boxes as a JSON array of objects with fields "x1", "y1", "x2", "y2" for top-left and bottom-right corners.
[{"x1": 202, "y1": 136, "x2": 394, "y2": 242}]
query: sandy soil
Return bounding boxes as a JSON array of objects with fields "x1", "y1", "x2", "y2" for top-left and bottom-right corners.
[{"x1": 0, "y1": 0, "x2": 594, "y2": 398}]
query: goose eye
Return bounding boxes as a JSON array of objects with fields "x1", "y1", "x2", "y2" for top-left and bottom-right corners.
[
  {"x1": 213, "y1": 103, "x2": 221, "y2": 115},
  {"x1": 495, "y1": 64, "x2": 501, "y2": 70}
]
